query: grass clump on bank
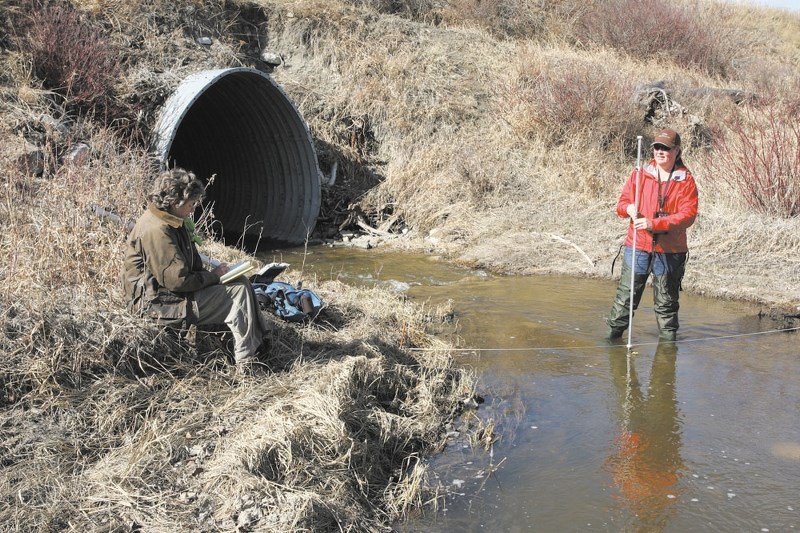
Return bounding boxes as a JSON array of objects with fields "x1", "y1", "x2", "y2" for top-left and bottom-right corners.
[
  {"x1": 0, "y1": 3, "x2": 474, "y2": 526},
  {"x1": 2, "y1": 0, "x2": 800, "y2": 529}
]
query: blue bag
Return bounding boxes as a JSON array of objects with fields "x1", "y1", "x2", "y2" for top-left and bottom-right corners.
[{"x1": 253, "y1": 281, "x2": 323, "y2": 322}]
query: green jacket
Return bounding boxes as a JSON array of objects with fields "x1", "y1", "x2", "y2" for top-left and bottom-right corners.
[{"x1": 122, "y1": 204, "x2": 220, "y2": 325}]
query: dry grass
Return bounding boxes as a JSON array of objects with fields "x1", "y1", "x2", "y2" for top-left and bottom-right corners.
[
  {"x1": 0, "y1": 21, "x2": 472, "y2": 527},
  {"x1": 1, "y1": 245, "x2": 472, "y2": 531},
  {"x1": 0, "y1": 123, "x2": 471, "y2": 531},
  {"x1": 497, "y1": 45, "x2": 641, "y2": 150},
  {"x1": 256, "y1": 0, "x2": 800, "y2": 306},
  {"x1": 573, "y1": 0, "x2": 740, "y2": 77},
  {"x1": 437, "y1": 0, "x2": 551, "y2": 39},
  {"x1": 2, "y1": 0, "x2": 800, "y2": 530}
]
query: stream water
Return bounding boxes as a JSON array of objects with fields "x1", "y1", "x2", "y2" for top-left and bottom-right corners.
[{"x1": 260, "y1": 245, "x2": 800, "y2": 532}]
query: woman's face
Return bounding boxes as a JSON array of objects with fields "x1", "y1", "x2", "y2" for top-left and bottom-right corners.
[
  {"x1": 653, "y1": 143, "x2": 679, "y2": 170},
  {"x1": 170, "y1": 197, "x2": 201, "y2": 219}
]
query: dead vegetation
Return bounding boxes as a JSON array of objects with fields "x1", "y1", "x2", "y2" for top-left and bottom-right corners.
[
  {"x1": 259, "y1": 0, "x2": 800, "y2": 308},
  {"x1": 0, "y1": 117, "x2": 473, "y2": 530},
  {"x1": 1, "y1": 229, "x2": 473, "y2": 531},
  {"x1": 1, "y1": 0, "x2": 800, "y2": 530}
]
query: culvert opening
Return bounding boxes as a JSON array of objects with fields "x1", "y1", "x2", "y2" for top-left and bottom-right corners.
[{"x1": 153, "y1": 68, "x2": 321, "y2": 247}]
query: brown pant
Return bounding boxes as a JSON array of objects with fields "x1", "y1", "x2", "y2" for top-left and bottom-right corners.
[{"x1": 189, "y1": 278, "x2": 268, "y2": 362}]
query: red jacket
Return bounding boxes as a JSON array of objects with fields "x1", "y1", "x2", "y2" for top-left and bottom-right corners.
[{"x1": 616, "y1": 161, "x2": 698, "y2": 253}]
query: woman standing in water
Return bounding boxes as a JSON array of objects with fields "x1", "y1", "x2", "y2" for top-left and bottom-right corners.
[{"x1": 606, "y1": 129, "x2": 699, "y2": 341}]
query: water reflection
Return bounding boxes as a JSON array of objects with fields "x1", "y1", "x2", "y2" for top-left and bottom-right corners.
[
  {"x1": 606, "y1": 342, "x2": 683, "y2": 532},
  {"x1": 265, "y1": 245, "x2": 800, "y2": 532}
]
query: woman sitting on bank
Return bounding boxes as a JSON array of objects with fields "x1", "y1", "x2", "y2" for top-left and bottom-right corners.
[{"x1": 122, "y1": 167, "x2": 269, "y2": 369}]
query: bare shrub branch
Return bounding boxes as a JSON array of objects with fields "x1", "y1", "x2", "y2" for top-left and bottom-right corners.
[
  {"x1": 704, "y1": 103, "x2": 800, "y2": 218},
  {"x1": 575, "y1": 0, "x2": 735, "y2": 77},
  {"x1": 498, "y1": 47, "x2": 639, "y2": 148},
  {"x1": 16, "y1": 0, "x2": 122, "y2": 120}
]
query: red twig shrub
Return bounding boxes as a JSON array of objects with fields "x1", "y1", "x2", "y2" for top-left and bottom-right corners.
[
  {"x1": 18, "y1": 0, "x2": 122, "y2": 119},
  {"x1": 708, "y1": 104, "x2": 800, "y2": 218},
  {"x1": 576, "y1": 0, "x2": 732, "y2": 77}
]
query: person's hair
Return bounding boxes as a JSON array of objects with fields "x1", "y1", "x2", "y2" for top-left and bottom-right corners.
[
  {"x1": 674, "y1": 149, "x2": 686, "y2": 168},
  {"x1": 148, "y1": 167, "x2": 205, "y2": 210},
  {"x1": 674, "y1": 148, "x2": 690, "y2": 171}
]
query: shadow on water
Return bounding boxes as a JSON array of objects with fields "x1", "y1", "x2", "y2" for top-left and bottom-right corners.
[{"x1": 261, "y1": 245, "x2": 800, "y2": 532}]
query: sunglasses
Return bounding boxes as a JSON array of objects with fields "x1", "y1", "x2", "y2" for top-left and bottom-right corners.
[{"x1": 653, "y1": 144, "x2": 673, "y2": 152}]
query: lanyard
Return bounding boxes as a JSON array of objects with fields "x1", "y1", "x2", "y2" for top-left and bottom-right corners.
[{"x1": 657, "y1": 166, "x2": 675, "y2": 211}]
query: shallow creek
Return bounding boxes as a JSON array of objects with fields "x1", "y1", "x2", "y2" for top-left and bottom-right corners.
[{"x1": 260, "y1": 245, "x2": 800, "y2": 532}]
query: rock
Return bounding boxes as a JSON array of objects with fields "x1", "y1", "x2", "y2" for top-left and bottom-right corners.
[
  {"x1": 237, "y1": 506, "x2": 262, "y2": 529},
  {"x1": 39, "y1": 114, "x2": 69, "y2": 136},
  {"x1": 260, "y1": 51, "x2": 282, "y2": 67},
  {"x1": 352, "y1": 236, "x2": 374, "y2": 249},
  {"x1": 64, "y1": 142, "x2": 90, "y2": 166},
  {"x1": 196, "y1": 36, "x2": 212, "y2": 46},
  {"x1": 461, "y1": 397, "x2": 479, "y2": 409},
  {"x1": 428, "y1": 227, "x2": 446, "y2": 245},
  {"x1": 187, "y1": 444, "x2": 210, "y2": 458},
  {"x1": 10, "y1": 140, "x2": 45, "y2": 176}
]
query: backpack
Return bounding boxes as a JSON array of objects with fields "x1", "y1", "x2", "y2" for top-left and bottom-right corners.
[{"x1": 253, "y1": 281, "x2": 324, "y2": 322}]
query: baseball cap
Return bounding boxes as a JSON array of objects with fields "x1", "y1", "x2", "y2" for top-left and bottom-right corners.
[{"x1": 651, "y1": 128, "x2": 681, "y2": 148}]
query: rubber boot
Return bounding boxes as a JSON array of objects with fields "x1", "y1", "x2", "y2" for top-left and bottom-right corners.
[
  {"x1": 653, "y1": 274, "x2": 680, "y2": 340},
  {"x1": 607, "y1": 261, "x2": 649, "y2": 338}
]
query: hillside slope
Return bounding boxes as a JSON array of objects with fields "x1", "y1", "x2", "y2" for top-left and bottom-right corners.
[
  {"x1": 3, "y1": 0, "x2": 799, "y2": 306},
  {"x1": 1, "y1": 0, "x2": 799, "y2": 529}
]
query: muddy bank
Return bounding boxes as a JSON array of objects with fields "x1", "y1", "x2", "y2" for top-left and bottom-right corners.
[{"x1": 317, "y1": 226, "x2": 800, "y2": 324}]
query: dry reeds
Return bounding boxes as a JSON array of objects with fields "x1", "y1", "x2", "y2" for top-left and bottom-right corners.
[
  {"x1": 2, "y1": 0, "x2": 800, "y2": 529},
  {"x1": 0, "y1": 18, "x2": 473, "y2": 526}
]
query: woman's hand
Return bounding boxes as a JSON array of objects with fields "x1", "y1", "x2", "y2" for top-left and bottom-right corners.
[
  {"x1": 632, "y1": 217, "x2": 653, "y2": 231},
  {"x1": 211, "y1": 263, "x2": 230, "y2": 276},
  {"x1": 628, "y1": 204, "x2": 652, "y2": 230}
]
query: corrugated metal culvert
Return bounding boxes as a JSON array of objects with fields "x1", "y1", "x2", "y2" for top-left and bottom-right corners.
[{"x1": 153, "y1": 67, "x2": 321, "y2": 246}]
